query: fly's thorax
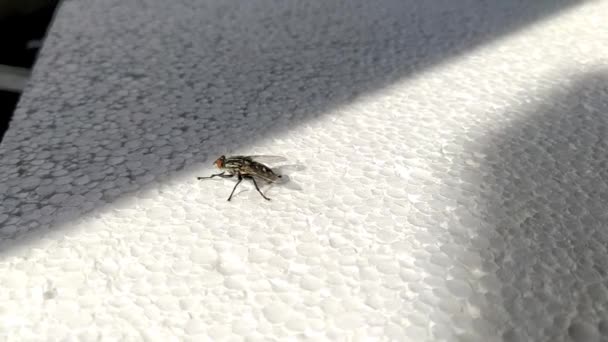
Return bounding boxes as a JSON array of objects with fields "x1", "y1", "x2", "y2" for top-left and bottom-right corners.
[{"x1": 224, "y1": 157, "x2": 250, "y2": 168}]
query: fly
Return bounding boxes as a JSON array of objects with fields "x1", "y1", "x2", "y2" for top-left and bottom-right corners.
[{"x1": 197, "y1": 155, "x2": 284, "y2": 201}]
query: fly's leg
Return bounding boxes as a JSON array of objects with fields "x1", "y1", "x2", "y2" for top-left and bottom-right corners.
[
  {"x1": 227, "y1": 173, "x2": 243, "y2": 201},
  {"x1": 248, "y1": 176, "x2": 271, "y2": 201},
  {"x1": 197, "y1": 172, "x2": 233, "y2": 180}
]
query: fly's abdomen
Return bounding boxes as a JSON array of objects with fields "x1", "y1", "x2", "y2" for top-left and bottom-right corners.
[{"x1": 245, "y1": 162, "x2": 280, "y2": 182}]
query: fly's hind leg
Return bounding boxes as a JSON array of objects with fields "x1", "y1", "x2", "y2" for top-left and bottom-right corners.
[
  {"x1": 248, "y1": 176, "x2": 271, "y2": 201},
  {"x1": 227, "y1": 173, "x2": 243, "y2": 201}
]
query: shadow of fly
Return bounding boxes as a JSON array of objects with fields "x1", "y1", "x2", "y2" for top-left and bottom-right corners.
[{"x1": 197, "y1": 155, "x2": 284, "y2": 201}]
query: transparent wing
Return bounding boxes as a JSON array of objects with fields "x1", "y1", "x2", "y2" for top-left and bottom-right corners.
[
  {"x1": 273, "y1": 164, "x2": 305, "y2": 172},
  {"x1": 247, "y1": 155, "x2": 288, "y2": 164}
]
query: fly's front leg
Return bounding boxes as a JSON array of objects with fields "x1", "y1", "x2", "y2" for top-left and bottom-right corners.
[
  {"x1": 248, "y1": 176, "x2": 271, "y2": 201},
  {"x1": 197, "y1": 172, "x2": 233, "y2": 180},
  {"x1": 227, "y1": 173, "x2": 243, "y2": 201}
]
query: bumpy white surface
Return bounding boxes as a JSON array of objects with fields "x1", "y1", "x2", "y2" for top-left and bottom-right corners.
[{"x1": 2, "y1": 0, "x2": 608, "y2": 341}]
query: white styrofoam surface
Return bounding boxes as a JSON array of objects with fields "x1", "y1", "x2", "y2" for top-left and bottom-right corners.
[{"x1": 1, "y1": 0, "x2": 608, "y2": 341}]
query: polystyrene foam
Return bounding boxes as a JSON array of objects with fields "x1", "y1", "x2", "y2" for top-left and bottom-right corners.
[{"x1": 1, "y1": 0, "x2": 608, "y2": 341}]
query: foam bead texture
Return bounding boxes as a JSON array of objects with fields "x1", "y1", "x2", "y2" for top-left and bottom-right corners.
[{"x1": 1, "y1": 0, "x2": 608, "y2": 341}]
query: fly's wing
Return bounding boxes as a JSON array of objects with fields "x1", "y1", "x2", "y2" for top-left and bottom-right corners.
[
  {"x1": 273, "y1": 164, "x2": 305, "y2": 173},
  {"x1": 247, "y1": 155, "x2": 288, "y2": 164}
]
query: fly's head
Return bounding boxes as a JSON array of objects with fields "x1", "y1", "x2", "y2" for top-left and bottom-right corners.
[{"x1": 213, "y1": 155, "x2": 226, "y2": 170}]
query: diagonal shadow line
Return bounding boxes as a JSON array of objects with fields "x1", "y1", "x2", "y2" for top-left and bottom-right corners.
[
  {"x1": 0, "y1": 0, "x2": 588, "y2": 255},
  {"x1": 439, "y1": 72, "x2": 608, "y2": 340}
]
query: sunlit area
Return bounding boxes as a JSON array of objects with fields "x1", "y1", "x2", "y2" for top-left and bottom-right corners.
[{"x1": 1, "y1": 0, "x2": 607, "y2": 340}]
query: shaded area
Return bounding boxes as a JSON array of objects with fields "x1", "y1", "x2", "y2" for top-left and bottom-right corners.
[
  {"x1": 0, "y1": 0, "x2": 586, "y2": 247},
  {"x1": 468, "y1": 73, "x2": 608, "y2": 340}
]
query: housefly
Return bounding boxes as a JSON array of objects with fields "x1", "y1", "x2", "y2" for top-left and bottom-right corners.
[{"x1": 197, "y1": 155, "x2": 285, "y2": 201}]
